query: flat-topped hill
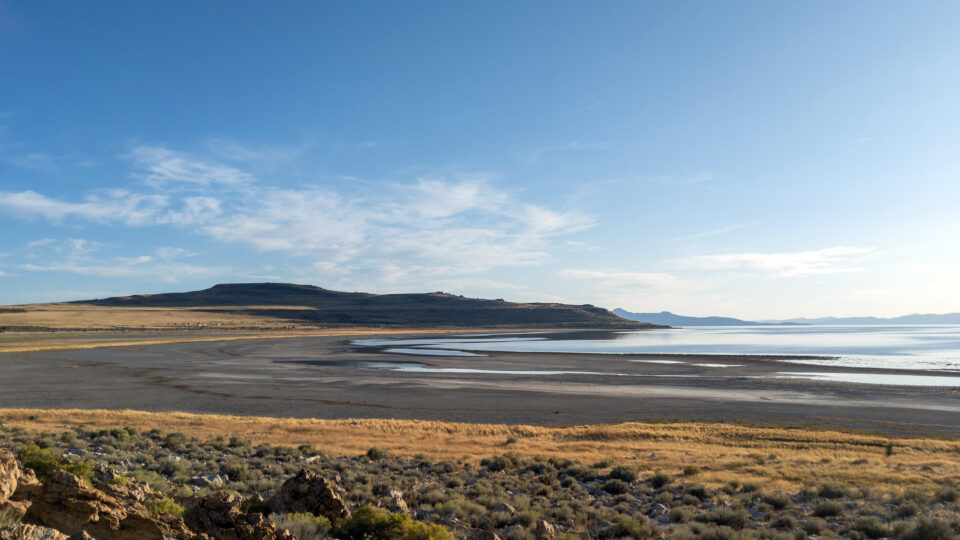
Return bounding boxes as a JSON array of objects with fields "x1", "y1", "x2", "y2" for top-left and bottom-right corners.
[{"x1": 71, "y1": 282, "x2": 652, "y2": 328}]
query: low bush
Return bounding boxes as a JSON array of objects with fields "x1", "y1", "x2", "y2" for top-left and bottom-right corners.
[
  {"x1": 609, "y1": 465, "x2": 638, "y2": 482},
  {"x1": 682, "y1": 465, "x2": 701, "y2": 477},
  {"x1": 762, "y1": 493, "x2": 791, "y2": 511},
  {"x1": 334, "y1": 505, "x2": 453, "y2": 540},
  {"x1": 145, "y1": 497, "x2": 185, "y2": 518},
  {"x1": 366, "y1": 447, "x2": 389, "y2": 460},
  {"x1": 852, "y1": 516, "x2": 889, "y2": 539},
  {"x1": 803, "y1": 517, "x2": 828, "y2": 535},
  {"x1": 813, "y1": 500, "x2": 844, "y2": 517},
  {"x1": 649, "y1": 471, "x2": 671, "y2": 489},
  {"x1": 270, "y1": 512, "x2": 331, "y2": 540},
  {"x1": 602, "y1": 479, "x2": 628, "y2": 495},
  {"x1": 699, "y1": 507, "x2": 749, "y2": 529}
]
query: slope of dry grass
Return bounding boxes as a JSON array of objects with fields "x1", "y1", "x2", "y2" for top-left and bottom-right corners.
[{"x1": 3, "y1": 409, "x2": 958, "y2": 494}]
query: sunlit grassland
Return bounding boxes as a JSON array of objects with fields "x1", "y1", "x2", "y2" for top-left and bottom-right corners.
[{"x1": 3, "y1": 408, "x2": 958, "y2": 496}]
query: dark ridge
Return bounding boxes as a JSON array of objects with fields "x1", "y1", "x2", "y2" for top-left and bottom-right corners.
[{"x1": 74, "y1": 282, "x2": 657, "y2": 329}]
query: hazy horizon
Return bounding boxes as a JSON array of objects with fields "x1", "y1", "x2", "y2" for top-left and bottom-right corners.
[{"x1": 2, "y1": 2, "x2": 959, "y2": 319}]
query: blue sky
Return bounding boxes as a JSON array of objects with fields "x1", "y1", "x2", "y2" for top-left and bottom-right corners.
[{"x1": 1, "y1": 1, "x2": 958, "y2": 318}]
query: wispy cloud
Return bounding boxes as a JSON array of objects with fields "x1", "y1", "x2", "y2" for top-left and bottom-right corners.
[
  {"x1": 127, "y1": 145, "x2": 252, "y2": 187},
  {"x1": 21, "y1": 246, "x2": 226, "y2": 283},
  {"x1": 4, "y1": 145, "x2": 593, "y2": 281},
  {"x1": 205, "y1": 139, "x2": 307, "y2": 164},
  {"x1": 677, "y1": 246, "x2": 875, "y2": 277},
  {"x1": 558, "y1": 269, "x2": 682, "y2": 289},
  {"x1": 0, "y1": 190, "x2": 170, "y2": 225}
]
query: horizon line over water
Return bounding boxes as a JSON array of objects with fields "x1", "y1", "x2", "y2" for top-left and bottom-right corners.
[{"x1": 355, "y1": 325, "x2": 960, "y2": 373}]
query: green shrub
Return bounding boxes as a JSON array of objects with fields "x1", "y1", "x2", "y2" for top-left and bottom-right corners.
[
  {"x1": 609, "y1": 465, "x2": 638, "y2": 482},
  {"x1": 762, "y1": 493, "x2": 791, "y2": 511},
  {"x1": 771, "y1": 514, "x2": 796, "y2": 529},
  {"x1": 145, "y1": 497, "x2": 185, "y2": 518},
  {"x1": 812, "y1": 500, "x2": 844, "y2": 517},
  {"x1": 682, "y1": 465, "x2": 701, "y2": 477},
  {"x1": 334, "y1": 505, "x2": 453, "y2": 540},
  {"x1": 649, "y1": 471, "x2": 671, "y2": 489},
  {"x1": 17, "y1": 444, "x2": 61, "y2": 477},
  {"x1": 852, "y1": 516, "x2": 889, "y2": 539},
  {"x1": 366, "y1": 447, "x2": 388, "y2": 460},
  {"x1": 803, "y1": 517, "x2": 828, "y2": 535},
  {"x1": 602, "y1": 479, "x2": 629, "y2": 495},
  {"x1": 936, "y1": 487, "x2": 959, "y2": 503},
  {"x1": 598, "y1": 515, "x2": 658, "y2": 539},
  {"x1": 670, "y1": 506, "x2": 694, "y2": 522},
  {"x1": 818, "y1": 482, "x2": 847, "y2": 499},
  {"x1": 108, "y1": 476, "x2": 129, "y2": 486},
  {"x1": 896, "y1": 501, "x2": 919, "y2": 518},
  {"x1": 903, "y1": 517, "x2": 955, "y2": 540},
  {"x1": 740, "y1": 482, "x2": 761, "y2": 493},
  {"x1": 270, "y1": 512, "x2": 331, "y2": 540},
  {"x1": 698, "y1": 507, "x2": 749, "y2": 529}
]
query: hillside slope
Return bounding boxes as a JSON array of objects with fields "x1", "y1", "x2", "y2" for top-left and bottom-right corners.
[
  {"x1": 75, "y1": 283, "x2": 652, "y2": 328},
  {"x1": 612, "y1": 308, "x2": 763, "y2": 326}
]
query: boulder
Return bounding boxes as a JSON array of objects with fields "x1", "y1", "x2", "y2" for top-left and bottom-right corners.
[
  {"x1": 181, "y1": 491, "x2": 292, "y2": 540},
  {"x1": 268, "y1": 469, "x2": 350, "y2": 521},
  {"x1": 0, "y1": 523, "x2": 68, "y2": 540},
  {"x1": 491, "y1": 503, "x2": 518, "y2": 516},
  {"x1": 190, "y1": 473, "x2": 228, "y2": 489},
  {"x1": 467, "y1": 530, "x2": 502, "y2": 540},
  {"x1": 535, "y1": 519, "x2": 557, "y2": 540},
  {"x1": 0, "y1": 450, "x2": 22, "y2": 503},
  {"x1": 387, "y1": 490, "x2": 409, "y2": 514},
  {"x1": 23, "y1": 470, "x2": 193, "y2": 540}
]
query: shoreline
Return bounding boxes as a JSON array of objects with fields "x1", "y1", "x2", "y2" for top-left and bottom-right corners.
[{"x1": 2, "y1": 330, "x2": 960, "y2": 437}]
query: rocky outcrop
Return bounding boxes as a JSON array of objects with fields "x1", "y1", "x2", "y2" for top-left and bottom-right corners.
[
  {"x1": 387, "y1": 490, "x2": 409, "y2": 514},
  {"x1": 0, "y1": 523, "x2": 68, "y2": 540},
  {"x1": 181, "y1": 491, "x2": 292, "y2": 540},
  {"x1": 0, "y1": 450, "x2": 21, "y2": 501},
  {"x1": 0, "y1": 449, "x2": 297, "y2": 540},
  {"x1": 268, "y1": 469, "x2": 350, "y2": 521},
  {"x1": 534, "y1": 519, "x2": 557, "y2": 540},
  {"x1": 23, "y1": 470, "x2": 194, "y2": 540}
]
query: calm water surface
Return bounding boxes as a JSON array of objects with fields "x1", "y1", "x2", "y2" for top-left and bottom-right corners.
[{"x1": 356, "y1": 325, "x2": 960, "y2": 372}]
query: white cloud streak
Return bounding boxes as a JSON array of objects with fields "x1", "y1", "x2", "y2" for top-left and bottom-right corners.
[
  {"x1": 3, "y1": 145, "x2": 593, "y2": 281},
  {"x1": 678, "y1": 246, "x2": 875, "y2": 277},
  {"x1": 128, "y1": 146, "x2": 252, "y2": 186}
]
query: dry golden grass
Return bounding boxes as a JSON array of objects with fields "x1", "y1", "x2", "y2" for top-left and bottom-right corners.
[
  {"x1": 0, "y1": 303, "x2": 318, "y2": 330},
  {"x1": 3, "y1": 408, "x2": 959, "y2": 493},
  {"x1": 0, "y1": 303, "x2": 588, "y2": 353}
]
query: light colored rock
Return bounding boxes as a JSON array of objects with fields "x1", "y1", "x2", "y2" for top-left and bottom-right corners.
[
  {"x1": 0, "y1": 523, "x2": 68, "y2": 540},
  {"x1": 535, "y1": 519, "x2": 557, "y2": 540},
  {"x1": 387, "y1": 490, "x2": 409, "y2": 514},
  {"x1": 491, "y1": 502, "x2": 518, "y2": 516},
  {"x1": 0, "y1": 449, "x2": 21, "y2": 501},
  {"x1": 190, "y1": 473, "x2": 228, "y2": 488}
]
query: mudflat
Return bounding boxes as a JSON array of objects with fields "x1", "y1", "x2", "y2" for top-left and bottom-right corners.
[{"x1": 2, "y1": 331, "x2": 959, "y2": 437}]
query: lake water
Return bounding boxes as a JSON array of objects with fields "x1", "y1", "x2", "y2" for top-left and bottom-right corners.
[{"x1": 355, "y1": 325, "x2": 960, "y2": 373}]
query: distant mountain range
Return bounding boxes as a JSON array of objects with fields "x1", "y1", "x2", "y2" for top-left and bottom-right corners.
[
  {"x1": 767, "y1": 313, "x2": 960, "y2": 325},
  {"x1": 75, "y1": 283, "x2": 655, "y2": 328},
  {"x1": 612, "y1": 309, "x2": 780, "y2": 326},
  {"x1": 614, "y1": 308, "x2": 960, "y2": 326}
]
